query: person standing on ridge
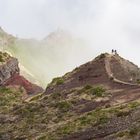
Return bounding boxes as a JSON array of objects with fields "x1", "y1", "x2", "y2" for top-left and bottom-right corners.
[
  {"x1": 115, "y1": 50, "x2": 117, "y2": 54},
  {"x1": 112, "y1": 49, "x2": 114, "y2": 54}
]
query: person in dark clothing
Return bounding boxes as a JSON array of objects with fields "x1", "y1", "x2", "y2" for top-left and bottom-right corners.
[{"x1": 112, "y1": 49, "x2": 114, "y2": 54}]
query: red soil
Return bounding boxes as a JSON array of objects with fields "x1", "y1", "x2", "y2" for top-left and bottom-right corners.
[{"x1": 4, "y1": 73, "x2": 44, "y2": 95}]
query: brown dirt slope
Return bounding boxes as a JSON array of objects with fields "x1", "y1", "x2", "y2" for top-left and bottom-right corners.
[
  {"x1": 45, "y1": 53, "x2": 140, "y2": 94},
  {"x1": 109, "y1": 54, "x2": 140, "y2": 84}
]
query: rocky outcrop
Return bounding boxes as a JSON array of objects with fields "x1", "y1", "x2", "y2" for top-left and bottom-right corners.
[{"x1": 0, "y1": 58, "x2": 19, "y2": 85}]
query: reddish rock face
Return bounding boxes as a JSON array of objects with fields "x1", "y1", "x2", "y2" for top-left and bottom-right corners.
[{"x1": 4, "y1": 73, "x2": 44, "y2": 95}]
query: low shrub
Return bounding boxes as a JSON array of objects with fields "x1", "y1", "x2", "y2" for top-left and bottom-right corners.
[
  {"x1": 99, "y1": 53, "x2": 106, "y2": 59},
  {"x1": 129, "y1": 128, "x2": 139, "y2": 136},
  {"x1": 90, "y1": 86, "x2": 105, "y2": 97},
  {"x1": 84, "y1": 85, "x2": 93, "y2": 90},
  {"x1": 56, "y1": 101, "x2": 71, "y2": 112},
  {"x1": 51, "y1": 77, "x2": 64, "y2": 85},
  {"x1": 116, "y1": 110, "x2": 130, "y2": 117}
]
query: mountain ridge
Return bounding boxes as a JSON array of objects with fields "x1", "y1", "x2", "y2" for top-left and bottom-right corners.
[{"x1": 45, "y1": 53, "x2": 140, "y2": 94}]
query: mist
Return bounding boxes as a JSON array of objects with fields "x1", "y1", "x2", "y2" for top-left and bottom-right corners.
[{"x1": 1, "y1": 0, "x2": 140, "y2": 87}]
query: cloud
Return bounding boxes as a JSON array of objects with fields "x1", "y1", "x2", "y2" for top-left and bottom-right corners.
[{"x1": 1, "y1": 0, "x2": 140, "y2": 65}]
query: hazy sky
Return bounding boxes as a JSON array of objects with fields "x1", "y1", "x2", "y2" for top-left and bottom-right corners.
[{"x1": 1, "y1": 0, "x2": 140, "y2": 65}]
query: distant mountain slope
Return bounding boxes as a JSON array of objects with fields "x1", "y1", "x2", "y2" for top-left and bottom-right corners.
[
  {"x1": 0, "y1": 27, "x2": 15, "y2": 50},
  {"x1": 0, "y1": 28, "x2": 94, "y2": 87}
]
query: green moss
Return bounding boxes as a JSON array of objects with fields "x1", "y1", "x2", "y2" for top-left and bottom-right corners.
[
  {"x1": 79, "y1": 116, "x2": 92, "y2": 125},
  {"x1": 137, "y1": 79, "x2": 140, "y2": 84},
  {"x1": 129, "y1": 101, "x2": 140, "y2": 109},
  {"x1": 116, "y1": 110, "x2": 130, "y2": 117},
  {"x1": 51, "y1": 92, "x2": 61, "y2": 100},
  {"x1": 0, "y1": 87, "x2": 22, "y2": 108},
  {"x1": 117, "y1": 131, "x2": 128, "y2": 138},
  {"x1": 51, "y1": 77, "x2": 64, "y2": 85},
  {"x1": 89, "y1": 86, "x2": 105, "y2": 97},
  {"x1": 60, "y1": 125, "x2": 72, "y2": 135},
  {"x1": 129, "y1": 127, "x2": 139, "y2": 136},
  {"x1": 1, "y1": 80, "x2": 140, "y2": 139},
  {"x1": 0, "y1": 55, "x2": 4, "y2": 62},
  {"x1": 50, "y1": 108, "x2": 110, "y2": 138},
  {"x1": 98, "y1": 115, "x2": 109, "y2": 124},
  {"x1": 0, "y1": 52, "x2": 11, "y2": 62},
  {"x1": 29, "y1": 93, "x2": 43, "y2": 102},
  {"x1": 77, "y1": 85, "x2": 106, "y2": 98},
  {"x1": 56, "y1": 101, "x2": 71, "y2": 112},
  {"x1": 0, "y1": 87, "x2": 13, "y2": 93}
]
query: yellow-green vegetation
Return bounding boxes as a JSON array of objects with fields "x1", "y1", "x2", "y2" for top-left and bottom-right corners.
[
  {"x1": 54, "y1": 109, "x2": 109, "y2": 136},
  {"x1": 37, "y1": 101, "x2": 140, "y2": 139},
  {"x1": 0, "y1": 86, "x2": 23, "y2": 113},
  {"x1": 55, "y1": 101, "x2": 72, "y2": 112},
  {"x1": 90, "y1": 86, "x2": 106, "y2": 97},
  {"x1": 116, "y1": 127, "x2": 140, "y2": 138},
  {"x1": 137, "y1": 79, "x2": 140, "y2": 84},
  {"x1": 0, "y1": 52, "x2": 11, "y2": 63},
  {"x1": 129, "y1": 127, "x2": 139, "y2": 136},
  {"x1": 1, "y1": 85, "x2": 140, "y2": 139},
  {"x1": 78, "y1": 85, "x2": 107, "y2": 98},
  {"x1": 49, "y1": 77, "x2": 64, "y2": 86},
  {"x1": 28, "y1": 93, "x2": 44, "y2": 102}
]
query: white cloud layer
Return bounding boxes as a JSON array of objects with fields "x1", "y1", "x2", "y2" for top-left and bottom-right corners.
[{"x1": 1, "y1": 0, "x2": 140, "y2": 65}]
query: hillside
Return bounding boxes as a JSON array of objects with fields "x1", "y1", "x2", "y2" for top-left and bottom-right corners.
[
  {"x1": 1, "y1": 53, "x2": 140, "y2": 139},
  {"x1": 46, "y1": 53, "x2": 140, "y2": 94}
]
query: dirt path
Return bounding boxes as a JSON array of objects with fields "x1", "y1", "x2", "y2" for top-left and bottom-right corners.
[
  {"x1": 104, "y1": 54, "x2": 140, "y2": 105},
  {"x1": 105, "y1": 54, "x2": 138, "y2": 86}
]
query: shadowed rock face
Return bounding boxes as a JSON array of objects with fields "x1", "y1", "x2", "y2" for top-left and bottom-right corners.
[
  {"x1": 0, "y1": 58, "x2": 19, "y2": 85},
  {"x1": 0, "y1": 52, "x2": 19, "y2": 85}
]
